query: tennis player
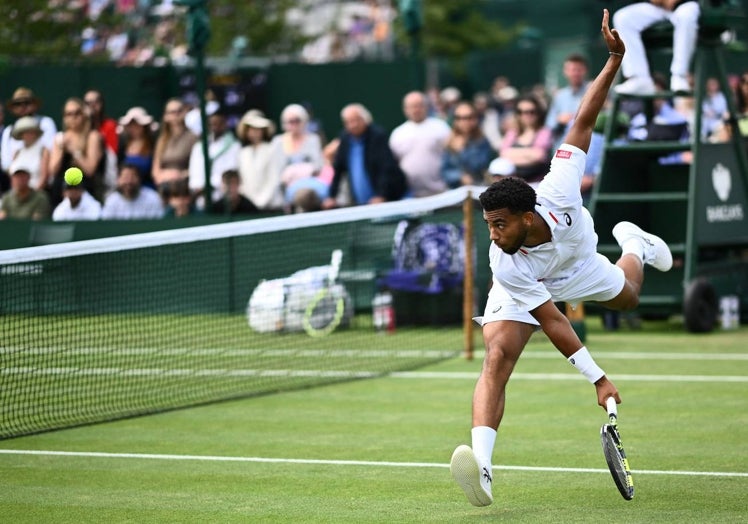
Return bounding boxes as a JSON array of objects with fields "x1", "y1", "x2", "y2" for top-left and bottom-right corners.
[{"x1": 450, "y1": 9, "x2": 672, "y2": 507}]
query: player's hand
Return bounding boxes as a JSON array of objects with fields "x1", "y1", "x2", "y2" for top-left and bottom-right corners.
[
  {"x1": 594, "y1": 376, "x2": 621, "y2": 409},
  {"x1": 601, "y1": 9, "x2": 625, "y2": 56}
]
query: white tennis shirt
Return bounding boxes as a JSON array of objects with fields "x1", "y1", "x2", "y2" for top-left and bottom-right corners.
[{"x1": 487, "y1": 143, "x2": 601, "y2": 312}]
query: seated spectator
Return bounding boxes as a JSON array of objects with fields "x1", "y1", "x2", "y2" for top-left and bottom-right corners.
[
  {"x1": 701, "y1": 77, "x2": 728, "y2": 139},
  {"x1": 287, "y1": 138, "x2": 337, "y2": 213},
  {"x1": 9, "y1": 116, "x2": 50, "y2": 191},
  {"x1": 472, "y1": 92, "x2": 502, "y2": 151},
  {"x1": 84, "y1": 89, "x2": 119, "y2": 192},
  {"x1": 48, "y1": 97, "x2": 106, "y2": 207},
  {"x1": 738, "y1": 72, "x2": 748, "y2": 137},
  {"x1": 188, "y1": 104, "x2": 241, "y2": 208},
  {"x1": 84, "y1": 89, "x2": 118, "y2": 155},
  {"x1": 441, "y1": 101, "x2": 494, "y2": 188},
  {"x1": 735, "y1": 71, "x2": 748, "y2": 137},
  {"x1": 52, "y1": 182, "x2": 102, "y2": 221},
  {"x1": 185, "y1": 92, "x2": 219, "y2": 137},
  {"x1": 236, "y1": 110, "x2": 283, "y2": 211},
  {"x1": 613, "y1": 0, "x2": 699, "y2": 94},
  {"x1": 118, "y1": 106, "x2": 157, "y2": 187},
  {"x1": 269, "y1": 104, "x2": 324, "y2": 209},
  {"x1": 323, "y1": 103, "x2": 406, "y2": 209},
  {"x1": 497, "y1": 95, "x2": 553, "y2": 188},
  {"x1": 211, "y1": 169, "x2": 260, "y2": 216},
  {"x1": 1, "y1": 87, "x2": 57, "y2": 175},
  {"x1": 389, "y1": 91, "x2": 451, "y2": 197},
  {"x1": 0, "y1": 167, "x2": 50, "y2": 220},
  {"x1": 101, "y1": 163, "x2": 164, "y2": 219},
  {"x1": 545, "y1": 54, "x2": 589, "y2": 150},
  {"x1": 162, "y1": 178, "x2": 200, "y2": 218},
  {"x1": 152, "y1": 98, "x2": 197, "y2": 191}
]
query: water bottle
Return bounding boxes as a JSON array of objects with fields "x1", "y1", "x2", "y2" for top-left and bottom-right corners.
[{"x1": 372, "y1": 291, "x2": 395, "y2": 333}]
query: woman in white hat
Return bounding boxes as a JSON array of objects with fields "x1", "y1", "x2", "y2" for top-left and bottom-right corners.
[
  {"x1": 236, "y1": 110, "x2": 282, "y2": 211},
  {"x1": 9, "y1": 116, "x2": 49, "y2": 191},
  {"x1": 118, "y1": 106, "x2": 157, "y2": 188}
]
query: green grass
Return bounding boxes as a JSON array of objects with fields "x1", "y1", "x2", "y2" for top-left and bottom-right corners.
[{"x1": 1, "y1": 319, "x2": 747, "y2": 523}]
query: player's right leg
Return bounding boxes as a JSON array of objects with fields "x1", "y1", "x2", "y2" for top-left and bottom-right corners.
[
  {"x1": 613, "y1": 221, "x2": 672, "y2": 272},
  {"x1": 599, "y1": 221, "x2": 673, "y2": 311}
]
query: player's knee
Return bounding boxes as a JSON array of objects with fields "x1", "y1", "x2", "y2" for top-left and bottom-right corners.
[
  {"x1": 617, "y1": 292, "x2": 640, "y2": 311},
  {"x1": 482, "y1": 342, "x2": 512, "y2": 372}
]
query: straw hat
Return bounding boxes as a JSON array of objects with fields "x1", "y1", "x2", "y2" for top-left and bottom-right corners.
[
  {"x1": 7, "y1": 87, "x2": 41, "y2": 109},
  {"x1": 236, "y1": 109, "x2": 276, "y2": 137},
  {"x1": 11, "y1": 116, "x2": 43, "y2": 139}
]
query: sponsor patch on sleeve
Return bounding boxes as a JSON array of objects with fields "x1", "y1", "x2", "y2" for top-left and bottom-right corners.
[{"x1": 555, "y1": 149, "x2": 572, "y2": 159}]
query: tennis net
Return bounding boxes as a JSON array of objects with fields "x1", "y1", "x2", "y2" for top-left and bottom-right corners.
[{"x1": 0, "y1": 187, "x2": 482, "y2": 439}]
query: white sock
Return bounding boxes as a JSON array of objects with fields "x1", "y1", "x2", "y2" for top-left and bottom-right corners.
[
  {"x1": 621, "y1": 238, "x2": 644, "y2": 263},
  {"x1": 471, "y1": 426, "x2": 497, "y2": 467}
]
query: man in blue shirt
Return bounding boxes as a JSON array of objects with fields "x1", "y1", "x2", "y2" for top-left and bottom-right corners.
[
  {"x1": 545, "y1": 54, "x2": 590, "y2": 150},
  {"x1": 322, "y1": 103, "x2": 406, "y2": 208}
]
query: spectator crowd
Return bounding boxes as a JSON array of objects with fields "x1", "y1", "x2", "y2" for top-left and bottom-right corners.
[{"x1": 1, "y1": 61, "x2": 747, "y2": 223}]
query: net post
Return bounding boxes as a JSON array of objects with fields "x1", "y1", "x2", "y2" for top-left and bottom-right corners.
[{"x1": 462, "y1": 191, "x2": 475, "y2": 360}]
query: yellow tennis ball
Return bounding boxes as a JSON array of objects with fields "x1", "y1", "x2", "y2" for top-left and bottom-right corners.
[{"x1": 64, "y1": 167, "x2": 83, "y2": 186}]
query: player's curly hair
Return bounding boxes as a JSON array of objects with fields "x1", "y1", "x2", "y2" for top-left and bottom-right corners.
[{"x1": 479, "y1": 177, "x2": 536, "y2": 214}]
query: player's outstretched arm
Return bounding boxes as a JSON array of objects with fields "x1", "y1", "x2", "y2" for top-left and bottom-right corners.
[
  {"x1": 532, "y1": 299, "x2": 621, "y2": 408},
  {"x1": 564, "y1": 9, "x2": 625, "y2": 153}
]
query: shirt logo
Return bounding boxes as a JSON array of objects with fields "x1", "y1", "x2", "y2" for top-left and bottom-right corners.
[{"x1": 555, "y1": 149, "x2": 572, "y2": 159}]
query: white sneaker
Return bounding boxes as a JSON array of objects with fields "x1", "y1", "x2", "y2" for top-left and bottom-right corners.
[
  {"x1": 612, "y1": 221, "x2": 673, "y2": 271},
  {"x1": 450, "y1": 445, "x2": 493, "y2": 507},
  {"x1": 670, "y1": 75, "x2": 691, "y2": 94},
  {"x1": 614, "y1": 76, "x2": 656, "y2": 95}
]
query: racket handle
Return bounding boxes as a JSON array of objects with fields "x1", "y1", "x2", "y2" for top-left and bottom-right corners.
[
  {"x1": 606, "y1": 396, "x2": 618, "y2": 417},
  {"x1": 328, "y1": 249, "x2": 343, "y2": 282}
]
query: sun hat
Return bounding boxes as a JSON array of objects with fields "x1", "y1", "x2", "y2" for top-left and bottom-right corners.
[
  {"x1": 118, "y1": 107, "x2": 155, "y2": 126},
  {"x1": 236, "y1": 109, "x2": 276, "y2": 137},
  {"x1": 11, "y1": 116, "x2": 43, "y2": 139}
]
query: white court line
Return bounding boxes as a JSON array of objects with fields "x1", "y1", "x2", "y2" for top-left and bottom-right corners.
[
  {"x1": 1, "y1": 368, "x2": 746, "y2": 383},
  {"x1": 392, "y1": 372, "x2": 748, "y2": 383},
  {"x1": 1, "y1": 347, "x2": 746, "y2": 361},
  {"x1": 0, "y1": 449, "x2": 745, "y2": 478}
]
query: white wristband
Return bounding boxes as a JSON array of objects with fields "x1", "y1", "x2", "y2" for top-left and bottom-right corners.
[{"x1": 568, "y1": 347, "x2": 605, "y2": 384}]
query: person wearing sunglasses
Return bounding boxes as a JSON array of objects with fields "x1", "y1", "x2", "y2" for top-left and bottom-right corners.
[
  {"x1": 441, "y1": 101, "x2": 495, "y2": 188},
  {"x1": 1, "y1": 87, "x2": 57, "y2": 175},
  {"x1": 48, "y1": 97, "x2": 105, "y2": 207},
  {"x1": 496, "y1": 96, "x2": 553, "y2": 188}
]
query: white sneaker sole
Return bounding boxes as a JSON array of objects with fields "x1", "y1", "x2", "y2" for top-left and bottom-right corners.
[
  {"x1": 450, "y1": 445, "x2": 493, "y2": 507},
  {"x1": 612, "y1": 221, "x2": 673, "y2": 272}
]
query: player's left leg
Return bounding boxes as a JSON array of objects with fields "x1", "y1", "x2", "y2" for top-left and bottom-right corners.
[{"x1": 451, "y1": 318, "x2": 534, "y2": 507}]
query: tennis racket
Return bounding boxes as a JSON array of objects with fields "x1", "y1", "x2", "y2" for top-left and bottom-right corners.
[
  {"x1": 600, "y1": 396, "x2": 634, "y2": 500},
  {"x1": 302, "y1": 250, "x2": 347, "y2": 337}
]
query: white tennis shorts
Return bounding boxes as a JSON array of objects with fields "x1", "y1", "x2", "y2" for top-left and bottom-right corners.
[{"x1": 474, "y1": 253, "x2": 625, "y2": 326}]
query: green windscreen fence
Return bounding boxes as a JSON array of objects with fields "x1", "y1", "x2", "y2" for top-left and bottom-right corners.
[{"x1": 0, "y1": 189, "x2": 481, "y2": 439}]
